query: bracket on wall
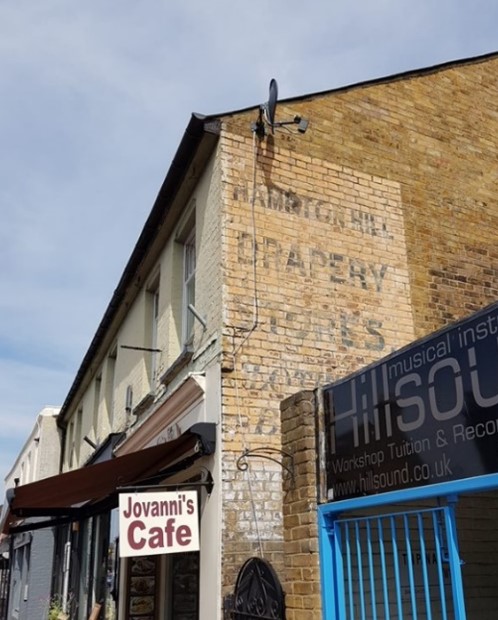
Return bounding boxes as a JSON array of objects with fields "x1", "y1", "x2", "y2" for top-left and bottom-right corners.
[
  {"x1": 236, "y1": 447, "x2": 294, "y2": 482},
  {"x1": 188, "y1": 304, "x2": 207, "y2": 329}
]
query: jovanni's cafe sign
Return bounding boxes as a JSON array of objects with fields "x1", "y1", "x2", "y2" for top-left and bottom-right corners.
[
  {"x1": 324, "y1": 302, "x2": 498, "y2": 500},
  {"x1": 119, "y1": 491, "x2": 199, "y2": 557}
]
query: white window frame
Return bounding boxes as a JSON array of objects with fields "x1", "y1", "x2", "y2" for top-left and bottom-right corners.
[
  {"x1": 183, "y1": 230, "x2": 196, "y2": 346},
  {"x1": 105, "y1": 347, "x2": 117, "y2": 429},
  {"x1": 151, "y1": 287, "x2": 160, "y2": 381},
  {"x1": 93, "y1": 373, "x2": 102, "y2": 443},
  {"x1": 145, "y1": 273, "x2": 160, "y2": 390}
]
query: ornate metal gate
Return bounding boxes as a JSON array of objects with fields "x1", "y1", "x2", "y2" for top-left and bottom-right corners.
[{"x1": 225, "y1": 557, "x2": 285, "y2": 620}]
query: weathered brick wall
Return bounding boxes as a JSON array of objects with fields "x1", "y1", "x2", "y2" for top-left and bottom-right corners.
[
  {"x1": 218, "y1": 132, "x2": 415, "y2": 593},
  {"x1": 224, "y1": 54, "x2": 498, "y2": 335},
  {"x1": 457, "y1": 493, "x2": 498, "y2": 619},
  {"x1": 218, "y1": 54, "x2": 498, "y2": 595},
  {"x1": 281, "y1": 391, "x2": 321, "y2": 619}
]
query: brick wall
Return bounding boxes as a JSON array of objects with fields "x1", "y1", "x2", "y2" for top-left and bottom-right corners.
[
  {"x1": 280, "y1": 393, "x2": 498, "y2": 619},
  {"x1": 457, "y1": 493, "x2": 498, "y2": 619},
  {"x1": 281, "y1": 391, "x2": 321, "y2": 619},
  {"x1": 217, "y1": 54, "x2": 498, "y2": 596}
]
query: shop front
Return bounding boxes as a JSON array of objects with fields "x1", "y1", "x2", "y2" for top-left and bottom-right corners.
[
  {"x1": 319, "y1": 301, "x2": 498, "y2": 620},
  {"x1": 0, "y1": 422, "x2": 215, "y2": 619}
]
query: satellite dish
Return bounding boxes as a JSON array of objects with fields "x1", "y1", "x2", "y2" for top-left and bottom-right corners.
[
  {"x1": 252, "y1": 77, "x2": 308, "y2": 138},
  {"x1": 264, "y1": 78, "x2": 278, "y2": 132}
]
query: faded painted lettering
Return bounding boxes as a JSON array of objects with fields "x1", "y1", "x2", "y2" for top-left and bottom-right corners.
[
  {"x1": 233, "y1": 183, "x2": 393, "y2": 239},
  {"x1": 237, "y1": 233, "x2": 389, "y2": 293}
]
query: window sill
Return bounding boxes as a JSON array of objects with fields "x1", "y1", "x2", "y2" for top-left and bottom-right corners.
[
  {"x1": 132, "y1": 392, "x2": 155, "y2": 418},
  {"x1": 159, "y1": 346, "x2": 194, "y2": 387}
]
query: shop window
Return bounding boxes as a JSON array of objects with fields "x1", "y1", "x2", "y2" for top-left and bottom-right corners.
[
  {"x1": 77, "y1": 519, "x2": 93, "y2": 620},
  {"x1": 91, "y1": 518, "x2": 104, "y2": 613},
  {"x1": 104, "y1": 510, "x2": 119, "y2": 620},
  {"x1": 126, "y1": 556, "x2": 159, "y2": 617},
  {"x1": 50, "y1": 524, "x2": 72, "y2": 611},
  {"x1": 10, "y1": 542, "x2": 30, "y2": 618},
  {"x1": 11, "y1": 546, "x2": 22, "y2": 617},
  {"x1": 73, "y1": 512, "x2": 118, "y2": 620},
  {"x1": 124, "y1": 551, "x2": 200, "y2": 619},
  {"x1": 169, "y1": 552, "x2": 199, "y2": 619},
  {"x1": 0, "y1": 555, "x2": 9, "y2": 618}
]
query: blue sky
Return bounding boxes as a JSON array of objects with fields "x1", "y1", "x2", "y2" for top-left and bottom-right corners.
[{"x1": 1, "y1": 0, "x2": 498, "y2": 483}]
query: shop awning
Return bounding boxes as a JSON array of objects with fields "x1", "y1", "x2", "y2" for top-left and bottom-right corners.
[{"x1": 0, "y1": 422, "x2": 215, "y2": 535}]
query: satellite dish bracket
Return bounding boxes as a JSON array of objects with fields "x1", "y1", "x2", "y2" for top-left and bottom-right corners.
[{"x1": 252, "y1": 78, "x2": 308, "y2": 138}]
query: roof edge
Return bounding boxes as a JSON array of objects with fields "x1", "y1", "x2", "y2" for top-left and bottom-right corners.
[
  {"x1": 58, "y1": 114, "x2": 220, "y2": 425},
  {"x1": 208, "y1": 50, "x2": 498, "y2": 120}
]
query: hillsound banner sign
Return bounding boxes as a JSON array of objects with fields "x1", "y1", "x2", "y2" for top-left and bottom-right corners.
[
  {"x1": 119, "y1": 490, "x2": 199, "y2": 557},
  {"x1": 324, "y1": 302, "x2": 498, "y2": 500}
]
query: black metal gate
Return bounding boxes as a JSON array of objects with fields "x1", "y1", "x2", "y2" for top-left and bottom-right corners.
[{"x1": 225, "y1": 557, "x2": 285, "y2": 620}]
